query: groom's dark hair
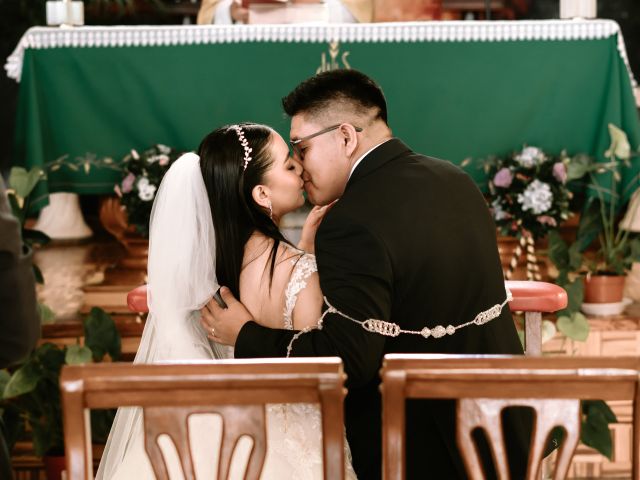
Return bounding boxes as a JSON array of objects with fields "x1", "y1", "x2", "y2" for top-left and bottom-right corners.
[{"x1": 282, "y1": 69, "x2": 388, "y2": 124}]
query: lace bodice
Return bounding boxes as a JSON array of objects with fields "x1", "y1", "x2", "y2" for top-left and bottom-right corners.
[{"x1": 283, "y1": 252, "x2": 318, "y2": 331}]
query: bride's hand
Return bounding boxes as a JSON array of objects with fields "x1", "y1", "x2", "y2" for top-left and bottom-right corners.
[{"x1": 297, "y1": 202, "x2": 335, "y2": 253}]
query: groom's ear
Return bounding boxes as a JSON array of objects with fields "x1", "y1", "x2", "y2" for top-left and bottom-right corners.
[
  {"x1": 339, "y1": 124, "x2": 359, "y2": 158},
  {"x1": 251, "y1": 184, "x2": 271, "y2": 209}
]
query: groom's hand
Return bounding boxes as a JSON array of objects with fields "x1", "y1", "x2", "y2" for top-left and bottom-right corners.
[{"x1": 200, "y1": 287, "x2": 254, "y2": 346}]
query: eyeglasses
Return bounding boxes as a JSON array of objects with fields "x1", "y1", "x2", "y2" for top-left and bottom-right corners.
[{"x1": 289, "y1": 124, "x2": 363, "y2": 159}]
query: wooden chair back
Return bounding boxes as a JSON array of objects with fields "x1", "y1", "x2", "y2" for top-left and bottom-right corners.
[
  {"x1": 381, "y1": 355, "x2": 640, "y2": 480},
  {"x1": 61, "y1": 358, "x2": 347, "y2": 480}
]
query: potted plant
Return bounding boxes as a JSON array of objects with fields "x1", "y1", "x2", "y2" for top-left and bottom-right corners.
[
  {"x1": 0, "y1": 308, "x2": 121, "y2": 480},
  {"x1": 566, "y1": 124, "x2": 640, "y2": 312}
]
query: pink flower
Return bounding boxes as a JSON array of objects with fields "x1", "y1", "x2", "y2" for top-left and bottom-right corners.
[
  {"x1": 537, "y1": 215, "x2": 557, "y2": 227},
  {"x1": 552, "y1": 162, "x2": 567, "y2": 183},
  {"x1": 493, "y1": 168, "x2": 513, "y2": 188},
  {"x1": 113, "y1": 184, "x2": 122, "y2": 198},
  {"x1": 158, "y1": 154, "x2": 170, "y2": 166},
  {"x1": 121, "y1": 173, "x2": 136, "y2": 193}
]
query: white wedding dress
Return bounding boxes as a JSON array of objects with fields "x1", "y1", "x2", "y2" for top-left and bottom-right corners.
[
  {"x1": 105, "y1": 250, "x2": 356, "y2": 480},
  {"x1": 97, "y1": 153, "x2": 356, "y2": 479}
]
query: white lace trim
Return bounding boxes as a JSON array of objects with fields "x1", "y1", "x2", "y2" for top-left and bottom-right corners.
[
  {"x1": 5, "y1": 20, "x2": 636, "y2": 87},
  {"x1": 283, "y1": 253, "x2": 318, "y2": 330}
]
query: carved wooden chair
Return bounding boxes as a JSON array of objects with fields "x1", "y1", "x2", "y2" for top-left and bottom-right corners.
[
  {"x1": 380, "y1": 355, "x2": 640, "y2": 480},
  {"x1": 60, "y1": 358, "x2": 347, "y2": 480}
]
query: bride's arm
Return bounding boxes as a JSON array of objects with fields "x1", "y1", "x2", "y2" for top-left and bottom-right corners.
[{"x1": 291, "y1": 271, "x2": 323, "y2": 330}]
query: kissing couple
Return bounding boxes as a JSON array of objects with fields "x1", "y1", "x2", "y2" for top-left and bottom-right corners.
[{"x1": 98, "y1": 69, "x2": 528, "y2": 480}]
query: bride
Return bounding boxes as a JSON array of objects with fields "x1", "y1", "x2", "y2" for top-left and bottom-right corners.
[{"x1": 96, "y1": 123, "x2": 356, "y2": 479}]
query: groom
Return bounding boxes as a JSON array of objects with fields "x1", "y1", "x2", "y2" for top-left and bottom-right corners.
[{"x1": 203, "y1": 70, "x2": 528, "y2": 479}]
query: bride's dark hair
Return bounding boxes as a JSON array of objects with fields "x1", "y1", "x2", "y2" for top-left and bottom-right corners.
[{"x1": 198, "y1": 123, "x2": 293, "y2": 298}]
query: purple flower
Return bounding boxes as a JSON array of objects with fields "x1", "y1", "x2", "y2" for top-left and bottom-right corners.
[
  {"x1": 552, "y1": 162, "x2": 567, "y2": 184},
  {"x1": 493, "y1": 168, "x2": 513, "y2": 188},
  {"x1": 121, "y1": 173, "x2": 136, "y2": 193}
]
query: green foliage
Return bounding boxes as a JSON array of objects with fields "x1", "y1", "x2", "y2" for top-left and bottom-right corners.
[
  {"x1": 581, "y1": 400, "x2": 617, "y2": 460},
  {"x1": 37, "y1": 303, "x2": 56, "y2": 324},
  {"x1": 0, "y1": 308, "x2": 120, "y2": 456},
  {"x1": 5, "y1": 166, "x2": 51, "y2": 284},
  {"x1": 84, "y1": 307, "x2": 122, "y2": 361},
  {"x1": 574, "y1": 125, "x2": 640, "y2": 275}
]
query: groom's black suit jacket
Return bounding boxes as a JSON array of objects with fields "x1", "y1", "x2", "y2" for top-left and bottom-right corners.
[{"x1": 236, "y1": 139, "x2": 528, "y2": 479}]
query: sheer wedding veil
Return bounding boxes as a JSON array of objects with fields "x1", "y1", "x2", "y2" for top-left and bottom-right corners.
[{"x1": 96, "y1": 152, "x2": 232, "y2": 479}]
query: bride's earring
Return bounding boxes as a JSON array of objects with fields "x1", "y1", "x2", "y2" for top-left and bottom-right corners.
[{"x1": 268, "y1": 200, "x2": 273, "y2": 220}]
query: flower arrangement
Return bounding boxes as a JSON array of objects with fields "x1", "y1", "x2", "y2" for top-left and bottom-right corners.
[
  {"x1": 486, "y1": 146, "x2": 573, "y2": 241},
  {"x1": 114, "y1": 144, "x2": 181, "y2": 237}
]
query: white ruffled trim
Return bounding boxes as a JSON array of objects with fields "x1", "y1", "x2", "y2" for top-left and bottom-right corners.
[{"x1": 5, "y1": 20, "x2": 635, "y2": 86}]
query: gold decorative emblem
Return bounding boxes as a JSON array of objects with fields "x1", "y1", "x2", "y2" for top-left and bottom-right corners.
[{"x1": 316, "y1": 41, "x2": 351, "y2": 73}]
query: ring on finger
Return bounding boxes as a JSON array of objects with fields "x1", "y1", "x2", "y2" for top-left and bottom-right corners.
[{"x1": 210, "y1": 326, "x2": 216, "y2": 336}]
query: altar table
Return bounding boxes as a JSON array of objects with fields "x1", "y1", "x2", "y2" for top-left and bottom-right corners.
[{"x1": 6, "y1": 20, "x2": 639, "y2": 199}]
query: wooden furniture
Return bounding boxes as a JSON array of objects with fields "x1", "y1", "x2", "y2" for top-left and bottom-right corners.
[
  {"x1": 505, "y1": 280, "x2": 567, "y2": 356},
  {"x1": 380, "y1": 355, "x2": 640, "y2": 480},
  {"x1": 60, "y1": 358, "x2": 347, "y2": 480},
  {"x1": 127, "y1": 281, "x2": 568, "y2": 358}
]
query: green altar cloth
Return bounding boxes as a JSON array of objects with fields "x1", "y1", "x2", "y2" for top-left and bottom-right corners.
[{"x1": 6, "y1": 20, "x2": 639, "y2": 199}]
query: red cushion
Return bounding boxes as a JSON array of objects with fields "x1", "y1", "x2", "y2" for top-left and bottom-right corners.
[
  {"x1": 126, "y1": 281, "x2": 568, "y2": 315},
  {"x1": 505, "y1": 280, "x2": 568, "y2": 313},
  {"x1": 127, "y1": 285, "x2": 149, "y2": 313}
]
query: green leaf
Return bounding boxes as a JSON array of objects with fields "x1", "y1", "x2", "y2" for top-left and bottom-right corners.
[
  {"x1": 91, "y1": 409, "x2": 117, "y2": 444},
  {"x1": 8, "y1": 166, "x2": 45, "y2": 200},
  {"x1": 584, "y1": 399, "x2": 617, "y2": 423},
  {"x1": 65, "y1": 345, "x2": 93, "y2": 365},
  {"x1": 3, "y1": 362, "x2": 40, "y2": 398},
  {"x1": 541, "y1": 320, "x2": 557, "y2": 343},
  {"x1": 33, "y1": 264, "x2": 44, "y2": 284},
  {"x1": 629, "y1": 237, "x2": 640, "y2": 263},
  {"x1": 605, "y1": 124, "x2": 631, "y2": 160},
  {"x1": 567, "y1": 154, "x2": 592, "y2": 181},
  {"x1": 568, "y1": 243, "x2": 584, "y2": 271},
  {"x1": 576, "y1": 202, "x2": 603, "y2": 252},
  {"x1": 547, "y1": 230, "x2": 569, "y2": 271},
  {"x1": 30, "y1": 420, "x2": 55, "y2": 457},
  {"x1": 84, "y1": 307, "x2": 121, "y2": 361},
  {"x1": 516, "y1": 329, "x2": 525, "y2": 349},
  {"x1": 557, "y1": 312, "x2": 590, "y2": 342},
  {"x1": 564, "y1": 280, "x2": 585, "y2": 315},
  {"x1": 38, "y1": 303, "x2": 56, "y2": 324},
  {"x1": 581, "y1": 401, "x2": 615, "y2": 459},
  {"x1": 0, "y1": 370, "x2": 11, "y2": 395},
  {"x1": 7, "y1": 192, "x2": 22, "y2": 220},
  {"x1": 22, "y1": 229, "x2": 50, "y2": 246}
]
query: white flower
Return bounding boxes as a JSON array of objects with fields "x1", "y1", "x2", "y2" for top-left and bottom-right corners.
[
  {"x1": 137, "y1": 177, "x2": 150, "y2": 190},
  {"x1": 138, "y1": 184, "x2": 156, "y2": 202},
  {"x1": 491, "y1": 199, "x2": 510, "y2": 221},
  {"x1": 515, "y1": 146, "x2": 546, "y2": 168},
  {"x1": 131, "y1": 149, "x2": 140, "y2": 160},
  {"x1": 157, "y1": 144, "x2": 171, "y2": 155},
  {"x1": 517, "y1": 179, "x2": 553, "y2": 214}
]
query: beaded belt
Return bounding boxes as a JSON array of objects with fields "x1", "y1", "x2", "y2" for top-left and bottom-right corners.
[{"x1": 286, "y1": 287, "x2": 513, "y2": 356}]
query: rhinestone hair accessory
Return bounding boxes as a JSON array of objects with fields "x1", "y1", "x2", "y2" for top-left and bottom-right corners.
[{"x1": 230, "y1": 125, "x2": 253, "y2": 171}]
